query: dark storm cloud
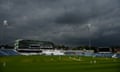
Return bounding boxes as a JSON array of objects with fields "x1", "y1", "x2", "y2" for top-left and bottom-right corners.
[
  {"x1": 0, "y1": 0, "x2": 120, "y2": 46},
  {"x1": 55, "y1": 12, "x2": 91, "y2": 24}
]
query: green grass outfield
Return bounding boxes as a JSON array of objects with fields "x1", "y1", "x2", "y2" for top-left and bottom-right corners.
[{"x1": 0, "y1": 55, "x2": 120, "y2": 72}]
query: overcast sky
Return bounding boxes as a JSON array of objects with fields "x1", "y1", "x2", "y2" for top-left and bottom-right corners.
[{"x1": 0, "y1": 0, "x2": 120, "y2": 47}]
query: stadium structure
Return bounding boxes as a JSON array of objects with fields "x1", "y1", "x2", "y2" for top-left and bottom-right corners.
[
  {"x1": 95, "y1": 47, "x2": 114, "y2": 58},
  {"x1": 0, "y1": 39, "x2": 120, "y2": 58},
  {"x1": 14, "y1": 39, "x2": 55, "y2": 55},
  {"x1": 14, "y1": 39, "x2": 64, "y2": 55}
]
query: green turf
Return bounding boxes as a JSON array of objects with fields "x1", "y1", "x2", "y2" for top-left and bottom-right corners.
[{"x1": 0, "y1": 56, "x2": 120, "y2": 72}]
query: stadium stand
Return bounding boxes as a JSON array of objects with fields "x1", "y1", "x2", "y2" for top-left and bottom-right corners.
[
  {"x1": 0, "y1": 50, "x2": 8, "y2": 56},
  {"x1": 64, "y1": 50, "x2": 94, "y2": 56},
  {"x1": 0, "y1": 49, "x2": 19, "y2": 56},
  {"x1": 116, "y1": 54, "x2": 120, "y2": 58},
  {"x1": 14, "y1": 39, "x2": 54, "y2": 55},
  {"x1": 112, "y1": 53, "x2": 120, "y2": 58},
  {"x1": 94, "y1": 47, "x2": 114, "y2": 58},
  {"x1": 95, "y1": 53, "x2": 114, "y2": 58}
]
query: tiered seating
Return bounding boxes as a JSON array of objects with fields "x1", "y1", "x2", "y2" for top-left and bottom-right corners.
[
  {"x1": 0, "y1": 50, "x2": 8, "y2": 56},
  {"x1": 95, "y1": 53, "x2": 113, "y2": 57},
  {"x1": 112, "y1": 54, "x2": 120, "y2": 58},
  {"x1": 0, "y1": 49, "x2": 19, "y2": 56},
  {"x1": 116, "y1": 54, "x2": 120, "y2": 58}
]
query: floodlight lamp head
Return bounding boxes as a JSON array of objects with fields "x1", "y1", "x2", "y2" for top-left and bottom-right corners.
[{"x1": 3, "y1": 20, "x2": 8, "y2": 26}]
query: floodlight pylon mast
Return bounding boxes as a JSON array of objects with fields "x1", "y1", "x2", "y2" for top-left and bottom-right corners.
[{"x1": 88, "y1": 24, "x2": 91, "y2": 50}]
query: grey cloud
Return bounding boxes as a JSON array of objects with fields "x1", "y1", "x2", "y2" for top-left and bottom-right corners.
[{"x1": 0, "y1": 0, "x2": 120, "y2": 46}]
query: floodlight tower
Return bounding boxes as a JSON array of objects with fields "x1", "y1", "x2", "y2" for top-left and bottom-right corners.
[
  {"x1": 1, "y1": 0, "x2": 10, "y2": 46},
  {"x1": 87, "y1": 24, "x2": 92, "y2": 50},
  {"x1": 3, "y1": 20, "x2": 8, "y2": 45}
]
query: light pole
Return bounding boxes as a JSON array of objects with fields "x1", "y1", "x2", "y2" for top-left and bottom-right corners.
[
  {"x1": 87, "y1": 24, "x2": 91, "y2": 50},
  {"x1": 3, "y1": 20, "x2": 8, "y2": 45},
  {"x1": 0, "y1": 0, "x2": 10, "y2": 47}
]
